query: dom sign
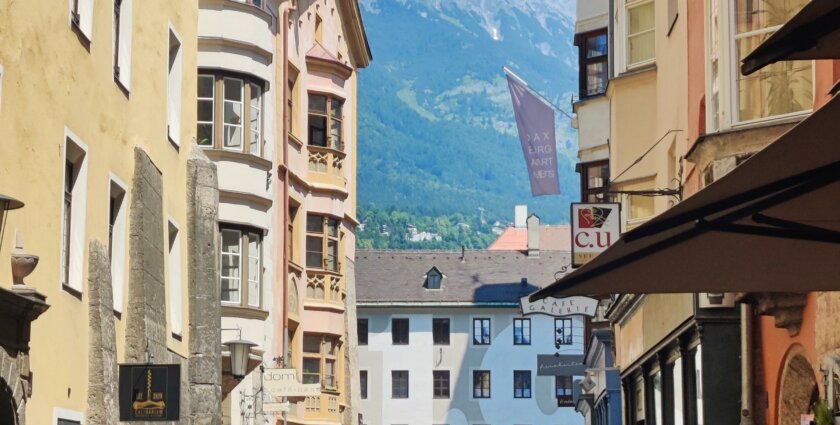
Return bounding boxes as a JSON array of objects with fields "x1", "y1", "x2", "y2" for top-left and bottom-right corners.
[{"x1": 571, "y1": 203, "x2": 621, "y2": 267}]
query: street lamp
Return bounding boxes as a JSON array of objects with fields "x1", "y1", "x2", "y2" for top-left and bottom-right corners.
[
  {"x1": 0, "y1": 194, "x2": 24, "y2": 252},
  {"x1": 225, "y1": 338, "x2": 257, "y2": 380}
]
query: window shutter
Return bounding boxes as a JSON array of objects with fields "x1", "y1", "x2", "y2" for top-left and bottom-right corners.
[
  {"x1": 79, "y1": 0, "x2": 95, "y2": 40},
  {"x1": 167, "y1": 29, "x2": 183, "y2": 145},
  {"x1": 117, "y1": 0, "x2": 132, "y2": 89}
]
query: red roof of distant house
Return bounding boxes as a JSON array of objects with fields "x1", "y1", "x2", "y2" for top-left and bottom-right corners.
[{"x1": 487, "y1": 226, "x2": 571, "y2": 251}]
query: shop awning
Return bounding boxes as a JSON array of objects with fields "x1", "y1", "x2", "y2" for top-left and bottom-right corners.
[
  {"x1": 531, "y1": 95, "x2": 840, "y2": 299},
  {"x1": 741, "y1": 0, "x2": 840, "y2": 75}
]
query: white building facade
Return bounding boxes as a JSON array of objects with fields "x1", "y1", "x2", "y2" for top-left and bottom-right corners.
[{"x1": 354, "y1": 250, "x2": 586, "y2": 425}]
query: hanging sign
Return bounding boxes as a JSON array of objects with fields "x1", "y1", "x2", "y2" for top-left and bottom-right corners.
[
  {"x1": 571, "y1": 203, "x2": 621, "y2": 267},
  {"x1": 537, "y1": 354, "x2": 586, "y2": 376},
  {"x1": 262, "y1": 368, "x2": 321, "y2": 397},
  {"x1": 119, "y1": 364, "x2": 181, "y2": 421},
  {"x1": 520, "y1": 295, "x2": 598, "y2": 317},
  {"x1": 263, "y1": 401, "x2": 291, "y2": 414}
]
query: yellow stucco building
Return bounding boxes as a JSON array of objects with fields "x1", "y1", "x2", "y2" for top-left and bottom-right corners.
[{"x1": 0, "y1": 0, "x2": 224, "y2": 424}]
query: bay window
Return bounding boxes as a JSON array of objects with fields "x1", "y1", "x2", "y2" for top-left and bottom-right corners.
[
  {"x1": 196, "y1": 72, "x2": 264, "y2": 156},
  {"x1": 626, "y1": 0, "x2": 655, "y2": 68},
  {"x1": 308, "y1": 94, "x2": 343, "y2": 150},
  {"x1": 303, "y1": 334, "x2": 340, "y2": 390},
  {"x1": 306, "y1": 214, "x2": 340, "y2": 272},
  {"x1": 220, "y1": 226, "x2": 262, "y2": 308},
  {"x1": 706, "y1": 0, "x2": 812, "y2": 132}
]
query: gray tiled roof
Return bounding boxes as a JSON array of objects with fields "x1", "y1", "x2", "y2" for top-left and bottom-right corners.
[{"x1": 355, "y1": 249, "x2": 572, "y2": 303}]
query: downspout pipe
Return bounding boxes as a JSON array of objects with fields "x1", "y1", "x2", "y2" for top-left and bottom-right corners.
[
  {"x1": 280, "y1": 3, "x2": 295, "y2": 425},
  {"x1": 740, "y1": 303, "x2": 755, "y2": 425}
]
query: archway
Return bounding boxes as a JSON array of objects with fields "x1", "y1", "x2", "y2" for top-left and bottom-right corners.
[
  {"x1": 778, "y1": 349, "x2": 819, "y2": 425},
  {"x1": 0, "y1": 378, "x2": 18, "y2": 425}
]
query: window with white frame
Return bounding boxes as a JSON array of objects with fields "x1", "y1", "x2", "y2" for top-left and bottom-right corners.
[
  {"x1": 197, "y1": 72, "x2": 264, "y2": 155},
  {"x1": 625, "y1": 0, "x2": 655, "y2": 69},
  {"x1": 219, "y1": 226, "x2": 262, "y2": 307},
  {"x1": 70, "y1": 0, "x2": 95, "y2": 42},
  {"x1": 167, "y1": 220, "x2": 183, "y2": 336},
  {"x1": 554, "y1": 318, "x2": 573, "y2": 346},
  {"x1": 109, "y1": 178, "x2": 127, "y2": 312},
  {"x1": 62, "y1": 133, "x2": 88, "y2": 295},
  {"x1": 167, "y1": 28, "x2": 183, "y2": 145},
  {"x1": 473, "y1": 318, "x2": 491, "y2": 345},
  {"x1": 706, "y1": 0, "x2": 812, "y2": 132},
  {"x1": 113, "y1": 0, "x2": 133, "y2": 89}
]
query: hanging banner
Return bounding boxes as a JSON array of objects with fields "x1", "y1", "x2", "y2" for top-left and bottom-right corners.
[
  {"x1": 571, "y1": 203, "x2": 621, "y2": 267},
  {"x1": 506, "y1": 74, "x2": 561, "y2": 196},
  {"x1": 119, "y1": 364, "x2": 181, "y2": 421},
  {"x1": 520, "y1": 295, "x2": 598, "y2": 317},
  {"x1": 262, "y1": 368, "x2": 322, "y2": 397},
  {"x1": 537, "y1": 354, "x2": 586, "y2": 376}
]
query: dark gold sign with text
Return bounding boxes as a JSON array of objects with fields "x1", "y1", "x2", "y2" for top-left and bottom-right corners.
[{"x1": 119, "y1": 364, "x2": 181, "y2": 421}]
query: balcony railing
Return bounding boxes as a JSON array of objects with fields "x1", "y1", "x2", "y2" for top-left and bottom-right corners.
[
  {"x1": 303, "y1": 394, "x2": 341, "y2": 419},
  {"x1": 307, "y1": 146, "x2": 346, "y2": 183},
  {"x1": 305, "y1": 270, "x2": 344, "y2": 306}
]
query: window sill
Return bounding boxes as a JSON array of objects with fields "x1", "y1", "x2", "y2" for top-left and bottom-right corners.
[
  {"x1": 289, "y1": 260, "x2": 304, "y2": 273},
  {"x1": 614, "y1": 63, "x2": 657, "y2": 82},
  {"x1": 70, "y1": 19, "x2": 92, "y2": 51},
  {"x1": 289, "y1": 133, "x2": 304, "y2": 148},
  {"x1": 222, "y1": 304, "x2": 270, "y2": 321},
  {"x1": 62, "y1": 283, "x2": 83, "y2": 300},
  {"x1": 307, "y1": 144, "x2": 346, "y2": 158},
  {"x1": 204, "y1": 148, "x2": 272, "y2": 169}
]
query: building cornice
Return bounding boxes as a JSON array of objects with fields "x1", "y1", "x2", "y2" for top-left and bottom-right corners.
[
  {"x1": 198, "y1": 36, "x2": 274, "y2": 63},
  {"x1": 337, "y1": 0, "x2": 372, "y2": 68}
]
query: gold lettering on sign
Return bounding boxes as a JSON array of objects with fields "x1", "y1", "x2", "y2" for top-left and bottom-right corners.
[{"x1": 132, "y1": 368, "x2": 166, "y2": 417}]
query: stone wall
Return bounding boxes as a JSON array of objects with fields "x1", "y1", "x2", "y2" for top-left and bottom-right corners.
[
  {"x1": 0, "y1": 350, "x2": 25, "y2": 425},
  {"x1": 186, "y1": 146, "x2": 222, "y2": 425},
  {"x1": 86, "y1": 240, "x2": 118, "y2": 425},
  {"x1": 82, "y1": 146, "x2": 222, "y2": 424}
]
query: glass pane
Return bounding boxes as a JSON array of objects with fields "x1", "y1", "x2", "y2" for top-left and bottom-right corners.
[
  {"x1": 221, "y1": 230, "x2": 241, "y2": 253},
  {"x1": 221, "y1": 277, "x2": 239, "y2": 302},
  {"x1": 654, "y1": 372, "x2": 663, "y2": 425},
  {"x1": 586, "y1": 62, "x2": 607, "y2": 96},
  {"x1": 330, "y1": 119, "x2": 342, "y2": 150},
  {"x1": 330, "y1": 99, "x2": 343, "y2": 118},
  {"x1": 735, "y1": 0, "x2": 808, "y2": 34},
  {"x1": 303, "y1": 335, "x2": 321, "y2": 353},
  {"x1": 309, "y1": 94, "x2": 327, "y2": 113},
  {"x1": 736, "y1": 34, "x2": 812, "y2": 121},
  {"x1": 327, "y1": 219, "x2": 339, "y2": 237},
  {"x1": 224, "y1": 78, "x2": 243, "y2": 101},
  {"x1": 696, "y1": 346, "x2": 704, "y2": 425},
  {"x1": 628, "y1": 30, "x2": 655, "y2": 65},
  {"x1": 309, "y1": 115, "x2": 327, "y2": 147},
  {"x1": 197, "y1": 124, "x2": 213, "y2": 146},
  {"x1": 198, "y1": 99, "x2": 214, "y2": 122},
  {"x1": 327, "y1": 240, "x2": 338, "y2": 271},
  {"x1": 221, "y1": 254, "x2": 240, "y2": 277},
  {"x1": 197, "y1": 75, "x2": 214, "y2": 98},
  {"x1": 250, "y1": 130, "x2": 260, "y2": 155},
  {"x1": 224, "y1": 125, "x2": 242, "y2": 148},
  {"x1": 307, "y1": 216, "x2": 324, "y2": 233},
  {"x1": 630, "y1": 194, "x2": 655, "y2": 219},
  {"x1": 675, "y1": 358, "x2": 685, "y2": 425},
  {"x1": 586, "y1": 34, "x2": 607, "y2": 58},
  {"x1": 224, "y1": 101, "x2": 242, "y2": 125},
  {"x1": 303, "y1": 358, "x2": 320, "y2": 373},
  {"x1": 628, "y1": 2, "x2": 655, "y2": 35}
]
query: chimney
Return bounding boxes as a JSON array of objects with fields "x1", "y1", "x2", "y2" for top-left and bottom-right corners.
[
  {"x1": 527, "y1": 214, "x2": 540, "y2": 258},
  {"x1": 514, "y1": 205, "x2": 528, "y2": 228}
]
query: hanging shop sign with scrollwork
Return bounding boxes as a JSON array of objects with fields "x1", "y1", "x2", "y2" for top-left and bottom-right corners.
[{"x1": 119, "y1": 364, "x2": 181, "y2": 421}]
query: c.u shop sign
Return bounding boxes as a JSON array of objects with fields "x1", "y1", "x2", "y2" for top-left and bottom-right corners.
[{"x1": 571, "y1": 203, "x2": 621, "y2": 267}]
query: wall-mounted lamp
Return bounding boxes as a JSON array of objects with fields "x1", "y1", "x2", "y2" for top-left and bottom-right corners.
[
  {"x1": 225, "y1": 338, "x2": 257, "y2": 380},
  {"x1": 222, "y1": 328, "x2": 257, "y2": 381}
]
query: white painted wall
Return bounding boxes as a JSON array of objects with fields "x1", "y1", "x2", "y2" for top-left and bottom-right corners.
[
  {"x1": 577, "y1": 97, "x2": 611, "y2": 163},
  {"x1": 359, "y1": 306, "x2": 586, "y2": 425}
]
